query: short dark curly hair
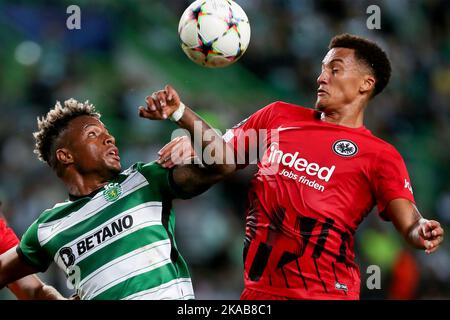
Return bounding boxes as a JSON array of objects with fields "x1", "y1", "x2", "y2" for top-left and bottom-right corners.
[
  {"x1": 329, "y1": 33, "x2": 391, "y2": 97},
  {"x1": 33, "y1": 99, "x2": 100, "y2": 168}
]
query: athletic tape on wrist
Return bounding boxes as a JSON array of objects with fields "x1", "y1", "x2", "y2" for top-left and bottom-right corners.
[{"x1": 170, "y1": 102, "x2": 186, "y2": 122}]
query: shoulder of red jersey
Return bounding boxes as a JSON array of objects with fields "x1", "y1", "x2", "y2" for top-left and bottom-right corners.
[
  {"x1": 358, "y1": 131, "x2": 402, "y2": 156},
  {"x1": 231, "y1": 101, "x2": 315, "y2": 130},
  {"x1": 261, "y1": 101, "x2": 317, "y2": 123},
  {"x1": 271, "y1": 101, "x2": 315, "y2": 115},
  {"x1": 379, "y1": 141, "x2": 404, "y2": 158}
]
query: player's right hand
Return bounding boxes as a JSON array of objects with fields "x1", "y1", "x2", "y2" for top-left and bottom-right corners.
[
  {"x1": 157, "y1": 136, "x2": 197, "y2": 168},
  {"x1": 419, "y1": 219, "x2": 444, "y2": 254},
  {"x1": 139, "y1": 85, "x2": 181, "y2": 121}
]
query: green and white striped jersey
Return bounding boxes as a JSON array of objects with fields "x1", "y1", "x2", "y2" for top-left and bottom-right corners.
[{"x1": 18, "y1": 162, "x2": 194, "y2": 300}]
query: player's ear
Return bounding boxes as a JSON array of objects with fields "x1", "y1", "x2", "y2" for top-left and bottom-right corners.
[
  {"x1": 56, "y1": 148, "x2": 74, "y2": 165},
  {"x1": 360, "y1": 74, "x2": 375, "y2": 95}
]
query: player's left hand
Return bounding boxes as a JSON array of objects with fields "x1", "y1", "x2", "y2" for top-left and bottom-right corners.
[
  {"x1": 419, "y1": 219, "x2": 444, "y2": 254},
  {"x1": 139, "y1": 85, "x2": 181, "y2": 120},
  {"x1": 157, "y1": 136, "x2": 196, "y2": 168}
]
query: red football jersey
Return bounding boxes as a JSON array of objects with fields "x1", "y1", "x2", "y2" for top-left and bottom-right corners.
[
  {"x1": 224, "y1": 101, "x2": 415, "y2": 299},
  {"x1": 0, "y1": 217, "x2": 19, "y2": 255}
]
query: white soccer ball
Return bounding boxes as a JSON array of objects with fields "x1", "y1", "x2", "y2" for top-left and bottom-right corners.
[{"x1": 178, "y1": 0, "x2": 251, "y2": 68}]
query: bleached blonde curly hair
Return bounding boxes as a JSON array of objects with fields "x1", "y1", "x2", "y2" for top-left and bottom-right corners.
[{"x1": 33, "y1": 98, "x2": 100, "y2": 167}]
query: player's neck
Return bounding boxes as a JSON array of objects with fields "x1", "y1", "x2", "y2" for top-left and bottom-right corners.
[
  {"x1": 62, "y1": 170, "x2": 111, "y2": 197},
  {"x1": 321, "y1": 102, "x2": 365, "y2": 128},
  {"x1": 322, "y1": 112, "x2": 363, "y2": 128}
]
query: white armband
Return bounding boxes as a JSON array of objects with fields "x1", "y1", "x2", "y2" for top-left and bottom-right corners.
[{"x1": 169, "y1": 102, "x2": 186, "y2": 122}]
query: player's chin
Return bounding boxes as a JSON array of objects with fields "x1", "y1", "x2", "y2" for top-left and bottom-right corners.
[
  {"x1": 106, "y1": 160, "x2": 122, "y2": 173},
  {"x1": 315, "y1": 99, "x2": 326, "y2": 111},
  {"x1": 315, "y1": 96, "x2": 334, "y2": 112}
]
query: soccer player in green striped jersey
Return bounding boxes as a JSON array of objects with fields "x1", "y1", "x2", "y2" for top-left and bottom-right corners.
[{"x1": 0, "y1": 85, "x2": 235, "y2": 300}]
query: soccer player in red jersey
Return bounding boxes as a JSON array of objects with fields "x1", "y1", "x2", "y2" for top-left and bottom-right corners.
[
  {"x1": 140, "y1": 34, "x2": 444, "y2": 299},
  {"x1": 0, "y1": 202, "x2": 64, "y2": 299}
]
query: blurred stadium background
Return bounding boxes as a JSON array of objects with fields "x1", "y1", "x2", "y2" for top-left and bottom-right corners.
[{"x1": 0, "y1": 0, "x2": 449, "y2": 299}]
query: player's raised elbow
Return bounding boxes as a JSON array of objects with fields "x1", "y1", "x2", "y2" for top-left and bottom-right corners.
[
  {"x1": 196, "y1": 163, "x2": 236, "y2": 185},
  {"x1": 214, "y1": 163, "x2": 236, "y2": 178}
]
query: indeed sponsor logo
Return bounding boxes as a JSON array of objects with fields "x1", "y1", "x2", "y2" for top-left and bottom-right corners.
[{"x1": 267, "y1": 143, "x2": 336, "y2": 182}]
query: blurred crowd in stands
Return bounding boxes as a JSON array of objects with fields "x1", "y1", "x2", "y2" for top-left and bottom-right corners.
[{"x1": 0, "y1": 0, "x2": 449, "y2": 299}]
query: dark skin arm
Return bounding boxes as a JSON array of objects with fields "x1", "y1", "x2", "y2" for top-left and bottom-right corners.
[
  {"x1": 386, "y1": 199, "x2": 444, "y2": 254},
  {"x1": 0, "y1": 247, "x2": 65, "y2": 300},
  {"x1": 139, "y1": 85, "x2": 236, "y2": 197},
  {"x1": 8, "y1": 275, "x2": 65, "y2": 300}
]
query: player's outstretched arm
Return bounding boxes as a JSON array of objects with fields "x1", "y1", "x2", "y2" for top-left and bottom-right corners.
[
  {"x1": 139, "y1": 85, "x2": 236, "y2": 196},
  {"x1": 0, "y1": 247, "x2": 64, "y2": 300},
  {"x1": 386, "y1": 199, "x2": 444, "y2": 254},
  {"x1": 8, "y1": 274, "x2": 65, "y2": 300},
  {"x1": 0, "y1": 246, "x2": 64, "y2": 299}
]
